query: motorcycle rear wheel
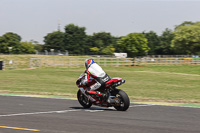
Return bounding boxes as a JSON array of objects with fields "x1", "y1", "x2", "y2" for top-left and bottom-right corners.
[
  {"x1": 77, "y1": 90, "x2": 92, "y2": 108},
  {"x1": 113, "y1": 89, "x2": 130, "y2": 111}
]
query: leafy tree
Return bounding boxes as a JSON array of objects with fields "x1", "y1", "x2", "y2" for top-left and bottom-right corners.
[
  {"x1": 171, "y1": 22, "x2": 200, "y2": 55},
  {"x1": 34, "y1": 44, "x2": 44, "y2": 52},
  {"x1": 0, "y1": 36, "x2": 7, "y2": 53},
  {"x1": 0, "y1": 32, "x2": 40, "y2": 54},
  {"x1": 117, "y1": 33, "x2": 149, "y2": 57},
  {"x1": 30, "y1": 39, "x2": 39, "y2": 45},
  {"x1": 85, "y1": 35, "x2": 94, "y2": 55},
  {"x1": 44, "y1": 31, "x2": 65, "y2": 51},
  {"x1": 158, "y1": 28, "x2": 175, "y2": 55},
  {"x1": 3, "y1": 32, "x2": 21, "y2": 42},
  {"x1": 112, "y1": 36, "x2": 121, "y2": 52},
  {"x1": 20, "y1": 41, "x2": 35, "y2": 54},
  {"x1": 64, "y1": 24, "x2": 87, "y2": 54},
  {"x1": 91, "y1": 32, "x2": 116, "y2": 55},
  {"x1": 92, "y1": 32, "x2": 114, "y2": 46},
  {"x1": 0, "y1": 32, "x2": 22, "y2": 53},
  {"x1": 101, "y1": 45, "x2": 115, "y2": 55},
  {"x1": 90, "y1": 47, "x2": 100, "y2": 54},
  {"x1": 175, "y1": 21, "x2": 194, "y2": 29},
  {"x1": 143, "y1": 31, "x2": 160, "y2": 55}
]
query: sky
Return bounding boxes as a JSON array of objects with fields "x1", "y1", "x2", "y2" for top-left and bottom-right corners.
[{"x1": 1, "y1": 0, "x2": 200, "y2": 44}]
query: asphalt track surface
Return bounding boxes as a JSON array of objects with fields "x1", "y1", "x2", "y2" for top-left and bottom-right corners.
[{"x1": 0, "y1": 95, "x2": 200, "y2": 133}]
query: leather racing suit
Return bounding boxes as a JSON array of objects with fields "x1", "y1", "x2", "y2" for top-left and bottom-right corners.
[{"x1": 82, "y1": 60, "x2": 111, "y2": 99}]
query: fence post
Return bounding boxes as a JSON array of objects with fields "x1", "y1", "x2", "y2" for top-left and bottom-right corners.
[
  {"x1": 0, "y1": 61, "x2": 3, "y2": 70},
  {"x1": 30, "y1": 58, "x2": 41, "y2": 68}
]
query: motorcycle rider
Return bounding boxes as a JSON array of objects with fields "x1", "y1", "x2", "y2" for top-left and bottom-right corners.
[{"x1": 80, "y1": 59, "x2": 111, "y2": 101}]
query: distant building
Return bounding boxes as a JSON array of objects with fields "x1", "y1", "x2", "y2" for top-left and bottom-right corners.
[{"x1": 114, "y1": 53, "x2": 127, "y2": 58}]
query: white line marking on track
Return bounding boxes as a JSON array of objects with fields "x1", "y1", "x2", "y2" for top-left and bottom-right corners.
[
  {"x1": 0, "y1": 110, "x2": 78, "y2": 117},
  {"x1": 129, "y1": 105, "x2": 153, "y2": 107},
  {"x1": 0, "y1": 94, "x2": 77, "y2": 100},
  {"x1": 84, "y1": 110, "x2": 104, "y2": 112}
]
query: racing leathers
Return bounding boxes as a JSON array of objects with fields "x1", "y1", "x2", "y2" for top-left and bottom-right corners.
[{"x1": 81, "y1": 62, "x2": 111, "y2": 100}]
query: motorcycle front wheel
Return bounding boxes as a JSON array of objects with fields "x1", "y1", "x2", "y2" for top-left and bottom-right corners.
[
  {"x1": 113, "y1": 89, "x2": 130, "y2": 111},
  {"x1": 77, "y1": 90, "x2": 92, "y2": 108}
]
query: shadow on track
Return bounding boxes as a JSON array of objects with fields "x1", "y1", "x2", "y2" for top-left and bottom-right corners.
[{"x1": 70, "y1": 106, "x2": 116, "y2": 111}]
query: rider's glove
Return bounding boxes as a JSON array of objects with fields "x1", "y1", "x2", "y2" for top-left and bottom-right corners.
[
  {"x1": 79, "y1": 81, "x2": 87, "y2": 86},
  {"x1": 79, "y1": 82, "x2": 83, "y2": 86}
]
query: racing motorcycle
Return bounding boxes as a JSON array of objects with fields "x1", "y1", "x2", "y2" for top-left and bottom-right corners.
[{"x1": 76, "y1": 74, "x2": 130, "y2": 111}]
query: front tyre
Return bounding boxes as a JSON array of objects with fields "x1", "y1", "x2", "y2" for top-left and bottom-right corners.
[
  {"x1": 114, "y1": 89, "x2": 130, "y2": 111},
  {"x1": 77, "y1": 90, "x2": 92, "y2": 108}
]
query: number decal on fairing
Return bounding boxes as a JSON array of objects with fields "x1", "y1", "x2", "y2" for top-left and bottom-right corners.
[{"x1": 102, "y1": 76, "x2": 109, "y2": 82}]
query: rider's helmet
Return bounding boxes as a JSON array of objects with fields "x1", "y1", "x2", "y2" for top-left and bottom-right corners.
[{"x1": 85, "y1": 59, "x2": 95, "y2": 69}]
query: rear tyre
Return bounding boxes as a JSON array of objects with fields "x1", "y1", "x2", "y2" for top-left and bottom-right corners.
[
  {"x1": 77, "y1": 90, "x2": 92, "y2": 108},
  {"x1": 113, "y1": 89, "x2": 130, "y2": 111}
]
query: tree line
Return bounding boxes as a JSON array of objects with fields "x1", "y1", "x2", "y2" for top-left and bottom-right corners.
[{"x1": 0, "y1": 21, "x2": 200, "y2": 57}]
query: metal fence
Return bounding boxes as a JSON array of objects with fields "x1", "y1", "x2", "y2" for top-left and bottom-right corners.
[
  {"x1": 134, "y1": 57, "x2": 200, "y2": 66},
  {"x1": 29, "y1": 56, "x2": 200, "y2": 68},
  {"x1": 29, "y1": 57, "x2": 134, "y2": 68},
  {"x1": 1, "y1": 56, "x2": 200, "y2": 70},
  {"x1": 0, "y1": 59, "x2": 17, "y2": 70}
]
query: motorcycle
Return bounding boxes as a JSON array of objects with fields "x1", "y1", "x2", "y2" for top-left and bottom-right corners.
[{"x1": 76, "y1": 74, "x2": 130, "y2": 111}]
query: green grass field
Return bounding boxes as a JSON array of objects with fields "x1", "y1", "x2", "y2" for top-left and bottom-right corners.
[{"x1": 0, "y1": 65, "x2": 199, "y2": 103}]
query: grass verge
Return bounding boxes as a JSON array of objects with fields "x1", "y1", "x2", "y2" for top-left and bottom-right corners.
[{"x1": 0, "y1": 65, "x2": 199, "y2": 103}]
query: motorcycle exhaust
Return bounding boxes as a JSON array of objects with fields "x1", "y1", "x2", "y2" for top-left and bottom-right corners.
[{"x1": 107, "y1": 96, "x2": 119, "y2": 104}]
